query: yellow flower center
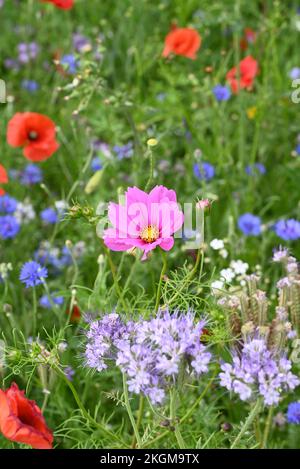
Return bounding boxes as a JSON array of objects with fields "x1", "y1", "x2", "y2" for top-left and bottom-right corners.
[{"x1": 140, "y1": 225, "x2": 159, "y2": 244}]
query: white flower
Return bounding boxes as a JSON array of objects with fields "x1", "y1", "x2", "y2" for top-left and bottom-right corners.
[
  {"x1": 230, "y1": 260, "x2": 249, "y2": 275},
  {"x1": 14, "y1": 202, "x2": 35, "y2": 224},
  {"x1": 211, "y1": 280, "x2": 224, "y2": 291},
  {"x1": 220, "y1": 268, "x2": 235, "y2": 283},
  {"x1": 220, "y1": 248, "x2": 228, "y2": 259},
  {"x1": 73, "y1": 241, "x2": 86, "y2": 258},
  {"x1": 0, "y1": 263, "x2": 13, "y2": 280},
  {"x1": 55, "y1": 200, "x2": 69, "y2": 218},
  {"x1": 58, "y1": 341, "x2": 68, "y2": 352},
  {"x1": 210, "y1": 239, "x2": 224, "y2": 250}
]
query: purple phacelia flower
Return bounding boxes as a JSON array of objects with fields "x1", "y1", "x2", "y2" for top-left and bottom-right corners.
[
  {"x1": 73, "y1": 33, "x2": 92, "y2": 53},
  {"x1": 4, "y1": 58, "x2": 20, "y2": 70},
  {"x1": 64, "y1": 366, "x2": 75, "y2": 381},
  {"x1": 219, "y1": 334, "x2": 299, "y2": 406},
  {"x1": 18, "y1": 42, "x2": 39, "y2": 63},
  {"x1": 272, "y1": 246, "x2": 289, "y2": 263},
  {"x1": 85, "y1": 310, "x2": 211, "y2": 405}
]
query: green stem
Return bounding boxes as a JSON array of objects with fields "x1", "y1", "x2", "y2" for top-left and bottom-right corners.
[
  {"x1": 154, "y1": 251, "x2": 167, "y2": 312},
  {"x1": 53, "y1": 365, "x2": 126, "y2": 446},
  {"x1": 42, "y1": 282, "x2": 61, "y2": 324},
  {"x1": 32, "y1": 288, "x2": 37, "y2": 337},
  {"x1": 144, "y1": 147, "x2": 154, "y2": 192},
  {"x1": 170, "y1": 390, "x2": 186, "y2": 449},
  {"x1": 41, "y1": 393, "x2": 50, "y2": 413},
  {"x1": 104, "y1": 246, "x2": 128, "y2": 311},
  {"x1": 261, "y1": 406, "x2": 274, "y2": 449},
  {"x1": 117, "y1": 257, "x2": 138, "y2": 310},
  {"x1": 143, "y1": 370, "x2": 216, "y2": 448},
  {"x1": 123, "y1": 374, "x2": 142, "y2": 448},
  {"x1": 70, "y1": 246, "x2": 79, "y2": 286},
  {"x1": 231, "y1": 398, "x2": 263, "y2": 449},
  {"x1": 163, "y1": 247, "x2": 202, "y2": 308},
  {"x1": 254, "y1": 416, "x2": 262, "y2": 447},
  {"x1": 131, "y1": 395, "x2": 145, "y2": 448},
  {"x1": 180, "y1": 370, "x2": 218, "y2": 425}
]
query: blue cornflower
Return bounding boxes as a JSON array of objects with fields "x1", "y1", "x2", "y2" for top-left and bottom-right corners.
[
  {"x1": 39, "y1": 294, "x2": 64, "y2": 309},
  {"x1": 238, "y1": 213, "x2": 261, "y2": 236},
  {"x1": 245, "y1": 163, "x2": 266, "y2": 176},
  {"x1": 295, "y1": 144, "x2": 300, "y2": 155},
  {"x1": 20, "y1": 261, "x2": 48, "y2": 288},
  {"x1": 0, "y1": 215, "x2": 20, "y2": 239},
  {"x1": 193, "y1": 162, "x2": 215, "y2": 181},
  {"x1": 20, "y1": 164, "x2": 43, "y2": 185},
  {"x1": 21, "y1": 79, "x2": 39, "y2": 93},
  {"x1": 60, "y1": 54, "x2": 79, "y2": 74},
  {"x1": 113, "y1": 142, "x2": 134, "y2": 160},
  {"x1": 213, "y1": 84, "x2": 231, "y2": 102},
  {"x1": 287, "y1": 402, "x2": 300, "y2": 424},
  {"x1": 91, "y1": 156, "x2": 103, "y2": 171},
  {"x1": 0, "y1": 195, "x2": 18, "y2": 214},
  {"x1": 274, "y1": 219, "x2": 300, "y2": 241},
  {"x1": 41, "y1": 207, "x2": 58, "y2": 225}
]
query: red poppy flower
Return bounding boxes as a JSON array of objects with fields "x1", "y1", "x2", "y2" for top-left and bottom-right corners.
[
  {"x1": 162, "y1": 27, "x2": 201, "y2": 60},
  {"x1": 0, "y1": 164, "x2": 8, "y2": 196},
  {"x1": 0, "y1": 383, "x2": 53, "y2": 449},
  {"x1": 43, "y1": 0, "x2": 74, "y2": 9},
  {"x1": 7, "y1": 112, "x2": 59, "y2": 162},
  {"x1": 66, "y1": 304, "x2": 81, "y2": 322},
  {"x1": 226, "y1": 55, "x2": 258, "y2": 94}
]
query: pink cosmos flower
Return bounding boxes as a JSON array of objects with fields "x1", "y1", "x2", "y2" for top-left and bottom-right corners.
[{"x1": 104, "y1": 186, "x2": 184, "y2": 260}]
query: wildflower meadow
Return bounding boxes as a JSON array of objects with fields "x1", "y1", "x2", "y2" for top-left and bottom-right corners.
[{"x1": 1, "y1": 0, "x2": 300, "y2": 457}]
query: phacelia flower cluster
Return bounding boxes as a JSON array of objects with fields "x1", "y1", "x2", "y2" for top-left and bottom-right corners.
[
  {"x1": 219, "y1": 334, "x2": 299, "y2": 406},
  {"x1": 85, "y1": 310, "x2": 211, "y2": 404}
]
